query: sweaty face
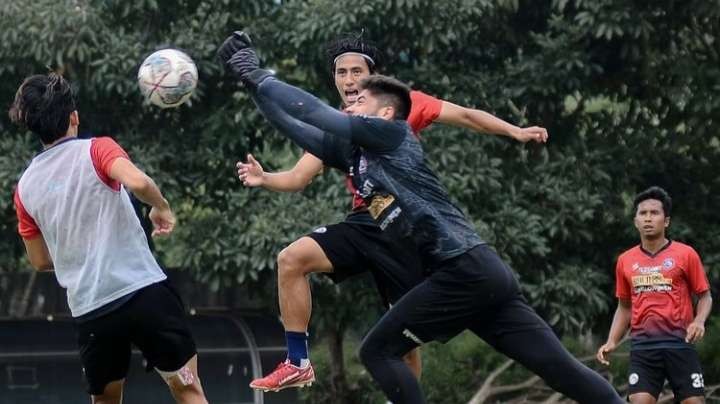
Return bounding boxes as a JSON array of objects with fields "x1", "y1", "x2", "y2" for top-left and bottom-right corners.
[
  {"x1": 334, "y1": 54, "x2": 371, "y2": 106},
  {"x1": 634, "y1": 199, "x2": 669, "y2": 239}
]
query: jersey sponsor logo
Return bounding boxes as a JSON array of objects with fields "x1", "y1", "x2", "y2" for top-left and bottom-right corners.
[
  {"x1": 360, "y1": 179, "x2": 375, "y2": 197},
  {"x1": 369, "y1": 194, "x2": 395, "y2": 219},
  {"x1": 379, "y1": 206, "x2": 402, "y2": 230},
  {"x1": 402, "y1": 328, "x2": 424, "y2": 345},
  {"x1": 631, "y1": 272, "x2": 673, "y2": 293},
  {"x1": 629, "y1": 373, "x2": 639, "y2": 385},
  {"x1": 358, "y1": 155, "x2": 368, "y2": 174}
]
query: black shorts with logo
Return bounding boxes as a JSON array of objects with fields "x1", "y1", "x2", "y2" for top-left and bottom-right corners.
[
  {"x1": 628, "y1": 347, "x2": 705, "y2": 400},
  {"x1": 75, "y1": 281, "x2": 197, "y2": 395},
  {"x1": 306, "y1": 218, "x2": 425, "y2": 306}
]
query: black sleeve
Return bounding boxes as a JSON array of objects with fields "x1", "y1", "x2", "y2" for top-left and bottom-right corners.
[
  {"x1": 251, "y1": 91, "x2": 353, "y2": 171},
  {"x1": 256, "y1": 77, "x2": 406, "y2": 152}
]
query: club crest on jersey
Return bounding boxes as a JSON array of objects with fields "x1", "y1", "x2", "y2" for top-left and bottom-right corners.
[{"x1": 662, "y1": 258, "x2": 675, "y2": 270}]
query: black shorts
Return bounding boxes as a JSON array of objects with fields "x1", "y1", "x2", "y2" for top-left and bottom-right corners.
[
  {"x1": 368, "y1": 244, "x2": 549, "y2": 345},
  {"x1": 75, "y1": 281, "x2": 197, "y2": 395},
  {"x1": 306, "y1": 221, "x2": 425, "y2": 305},
  {"x1": 628, "y1": 348, "x2": 705, "y2": 400}
]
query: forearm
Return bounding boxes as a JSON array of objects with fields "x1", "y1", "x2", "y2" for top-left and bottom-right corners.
[
  {"x1": 252, "y1": 91, "x2": 328, "y2": 158},
  {"x1": 127, "y1": 177, "x2": 169, "y2": 210},
  {"x1": 260, "y1": 170, "x2": 311, "y2": 192},
  {"x1": 606, "y1": 305, "x2": 631, "y2": 344},
  {"x1": 694, "y1": 292, "x2": 713, "y2": 323},
  {"x1": 437, "y1": 103, "x2": 518, "y2": 137}
]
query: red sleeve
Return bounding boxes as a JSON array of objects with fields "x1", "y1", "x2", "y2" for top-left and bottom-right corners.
[
  {"x1": 615, "y1": 255, "x2": 631, "y2": 300},
  {"x1": 14, "y1": 187, "x2": 41, "y2": 240},
  {"x1": 685, "y1": 248, "x2": 710, "y2": 295},
  {"x1": 407, "y1": 90, "x2": 443, "y2": 134},
  {"x1": 91, "y1": 137, "x2": 129, "y2": 191}
]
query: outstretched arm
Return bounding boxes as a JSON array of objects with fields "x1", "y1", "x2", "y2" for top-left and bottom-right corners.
[
  {"x1": 255, "y1": 78, "x2": 405, "y2": 152},
  {"x1": 436, "y1": 100, "x2": 548, "y2": 143},
  {"x1": 237, "y1": 152, "x2": 324, "y2": 192}
]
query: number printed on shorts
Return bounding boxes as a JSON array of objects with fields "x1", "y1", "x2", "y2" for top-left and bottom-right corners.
[{"x1": 691, "y1": 373, "x2": 704, "y2": 388}]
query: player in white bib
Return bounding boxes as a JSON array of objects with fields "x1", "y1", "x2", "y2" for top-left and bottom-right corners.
[{"x1": 10, "y1": 73, "x2": 208, "y2": 404}]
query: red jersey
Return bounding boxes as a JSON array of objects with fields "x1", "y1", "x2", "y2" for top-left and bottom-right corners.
[
  {"x1": 347, "y1": 90, "x2": 443, "y2": 210},
  {"x1": 615, "y1": 241, "x2": 709, "y2": 345}
]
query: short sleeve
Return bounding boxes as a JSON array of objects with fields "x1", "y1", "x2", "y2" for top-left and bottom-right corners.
[
  {"x1": 615, "y1": 255, "x2": 631, "y2": 300},
  {"x1": 14, "y1": 187, "x2": 41, "y2": 239},
  {"x1": 685, "y1": 248, "x2": 710, "y2": 295},
  {"x1": 90, "y1": 137, "x2": 130, "y2": 190},
  {"x1": 407, "y1": 90, "x2": 443, "y2": 134}
]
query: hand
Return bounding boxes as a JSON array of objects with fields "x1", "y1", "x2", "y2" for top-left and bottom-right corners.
[
  {"x1": 596, "y1": 341, "x2": 617, "y2": 366},
  {"x1": 237, "y1": 153, "x2": 265, "y2": 187},
  {"x1": 217, "y1": 31, "x2": 253, "y2": 66},
  {"x1": 149, "y1": 204, "x2": 176, "y2": 237},
  {"x1": 686, "y1": 321, "x2": 706, "y2": 343},
  {"x1": 217, "y1": 31, "x2": 259, "y2": 81},
  {"x1": 510, "y1": 126, "x2": 549, "y2": 143}
]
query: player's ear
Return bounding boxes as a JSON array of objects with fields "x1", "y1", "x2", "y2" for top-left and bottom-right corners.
[
  {"x1": 664, "y1": 216, "x2": 670, "y2": 228},
  {"x1": 379, "y1": 105, "x2": 395, "y2": 120}
]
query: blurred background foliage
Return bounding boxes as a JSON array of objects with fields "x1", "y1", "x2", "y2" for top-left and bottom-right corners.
[{"x1": 1, "y1": 0, "x2": 718, "y2": 402}]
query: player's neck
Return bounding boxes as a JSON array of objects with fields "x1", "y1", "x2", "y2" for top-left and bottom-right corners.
[
  {"x1": 43, "y1": 131, "x2": 77, "y2": 149},
  {"x1": 640, "y1": 236, "x2": 669, "y2": 255}
]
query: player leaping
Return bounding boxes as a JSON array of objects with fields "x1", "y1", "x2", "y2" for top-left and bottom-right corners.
[
  {"x1": 219, "y1": 31, "x2": 623, "y2": 404},
  {"x1": 233, "y1": 33, "x2": 547, "y2": 391}
]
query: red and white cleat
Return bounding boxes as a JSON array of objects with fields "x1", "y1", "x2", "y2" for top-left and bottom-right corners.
[{"x1": 250, "y1": 360, "x2": 315, "y2": 392}]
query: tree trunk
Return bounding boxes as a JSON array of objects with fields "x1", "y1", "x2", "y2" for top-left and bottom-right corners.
[{"x1": 326, "y1": 325, "x2": 351, "y2": 403}]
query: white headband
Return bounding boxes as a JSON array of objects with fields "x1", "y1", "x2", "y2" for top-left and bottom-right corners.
[{"x1": 333, "y1": 52, "x2": 375, "y2": 67}]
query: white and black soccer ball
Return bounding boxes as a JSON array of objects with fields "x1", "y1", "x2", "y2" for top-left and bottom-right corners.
[{"x1": 138, "y1": 49, "x2": 198, "y2": 108}]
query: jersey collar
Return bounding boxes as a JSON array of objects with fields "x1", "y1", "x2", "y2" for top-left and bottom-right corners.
[{"x1": 639, "y1": 239, "x2": 672, "y2": 258}]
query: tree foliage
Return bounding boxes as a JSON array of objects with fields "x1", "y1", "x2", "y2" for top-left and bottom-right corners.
[{"x1": 1, "y1": 0, "x2": 718, "y2": 402}]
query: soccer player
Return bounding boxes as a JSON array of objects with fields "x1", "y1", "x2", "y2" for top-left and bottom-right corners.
[
  {"x1": 219, "y1": 32, "x2": 624, "y2": 404},
  {"x1": 235, "y1": 33, "x2": 548, "y2": 390},
  {"x1": 10, "y1": 73, "x2": 208, "y2": 404},
  {"x1": 597, "y1": 187, "x2": 712, "y2": 404}
]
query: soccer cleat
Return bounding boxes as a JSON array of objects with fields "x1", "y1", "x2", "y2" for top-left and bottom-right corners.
[{"x1": 249, "y1": 360, "x2": 315, "y2": 392}]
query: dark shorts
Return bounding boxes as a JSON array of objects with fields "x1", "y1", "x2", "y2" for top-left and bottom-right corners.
[
  {"x1": 367, "y1": 244, "x2": 548, "y2": 346},
  {"x1": 306, "y1": 221, "x2": 425, "y2": 306},
  {"x1": 75, "y1": 281, "x2": 197, "y2": 395},
  {"x1": 628, "y1": 348, "x2": 705, "y2": 400}
]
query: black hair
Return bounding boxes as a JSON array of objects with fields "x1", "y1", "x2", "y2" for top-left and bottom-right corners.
[
  {"x1": 358, "y1": 75, "x2": 411, "y2": 120},
  {"x1": 9, "y1": 73, "x2": 76, "y2": 145},
  {"x1": 633, "y1": 186, "x2": 672, "y2": 216},
  {"x1": 325, "y1": 31, "x2": 382, "y2": 75}
]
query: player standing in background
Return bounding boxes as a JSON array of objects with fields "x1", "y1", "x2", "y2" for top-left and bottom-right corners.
[
  {"x1": 10, "y1": 73, "x2": 208, "y2": 404},
  {"x1": 235, "y1": 33, "x2": 548, "y2": 391},
  {"x1": 597, "y1": 186, "x2": 712, "y2": 404}
]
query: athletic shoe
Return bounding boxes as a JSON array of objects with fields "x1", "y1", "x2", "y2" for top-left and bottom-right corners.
[{"x1": 249, "y1": 360, "x2": 315, "y2": 392}]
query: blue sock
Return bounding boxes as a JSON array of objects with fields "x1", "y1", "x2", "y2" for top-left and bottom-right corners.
[{"x1": 286, "y1": 331, "x2": 308, "y2": 367}]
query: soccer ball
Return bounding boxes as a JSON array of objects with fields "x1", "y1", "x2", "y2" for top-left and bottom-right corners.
[{"x1": 137, "y1": 49, "x2": 198, "y2": 108}]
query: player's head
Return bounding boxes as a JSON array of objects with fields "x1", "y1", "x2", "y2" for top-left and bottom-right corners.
[
  {"x1": 9, "y1": 73, "x2": 78, "y2": 146},
  {"x1": 632, "y1": 186, "x2": 672, "y2": 239},
  {"x1": 325, "y1": 32, "x2": 381, "y2": 106},
  {"x1": 345, "y1": 75, "x2": 411, "y2": 121}
]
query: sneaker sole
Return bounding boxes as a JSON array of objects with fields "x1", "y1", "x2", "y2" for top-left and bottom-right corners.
[{"x1": 251, "y1": 378, "x2": 315, "y2": 392}]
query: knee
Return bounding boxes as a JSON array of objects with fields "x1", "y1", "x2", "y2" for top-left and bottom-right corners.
[
  {"x1": 358, "y1": 335, "x2": 381, "y2": 369},
  {"x1": 277, "y1": 245, "x2": 309, "y2": 278}
]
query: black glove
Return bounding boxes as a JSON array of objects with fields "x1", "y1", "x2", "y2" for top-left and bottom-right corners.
[{"x1": 217, "y1": 31, "x2": 253, "y2": 66}]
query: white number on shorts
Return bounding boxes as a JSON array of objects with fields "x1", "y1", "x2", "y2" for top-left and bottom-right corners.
[{"x1": 691, "y1": 373, "x2": 704, "y2": 388}]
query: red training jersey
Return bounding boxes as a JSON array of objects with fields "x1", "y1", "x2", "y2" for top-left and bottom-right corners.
[
  {"x1": 615, "y1": 240, "x2": 710, "y2": 343},
  {"x1": 347, "y1": 90, "x2": 443, "y2": 210}
]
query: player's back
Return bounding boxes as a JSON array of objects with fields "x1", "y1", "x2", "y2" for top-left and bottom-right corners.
[
  {"x1": 17, "y1": 138, "x2": 165, "y2": 317},
  {"x1": 353, "y1": 122, "x2": 485, "y2": 267}
]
